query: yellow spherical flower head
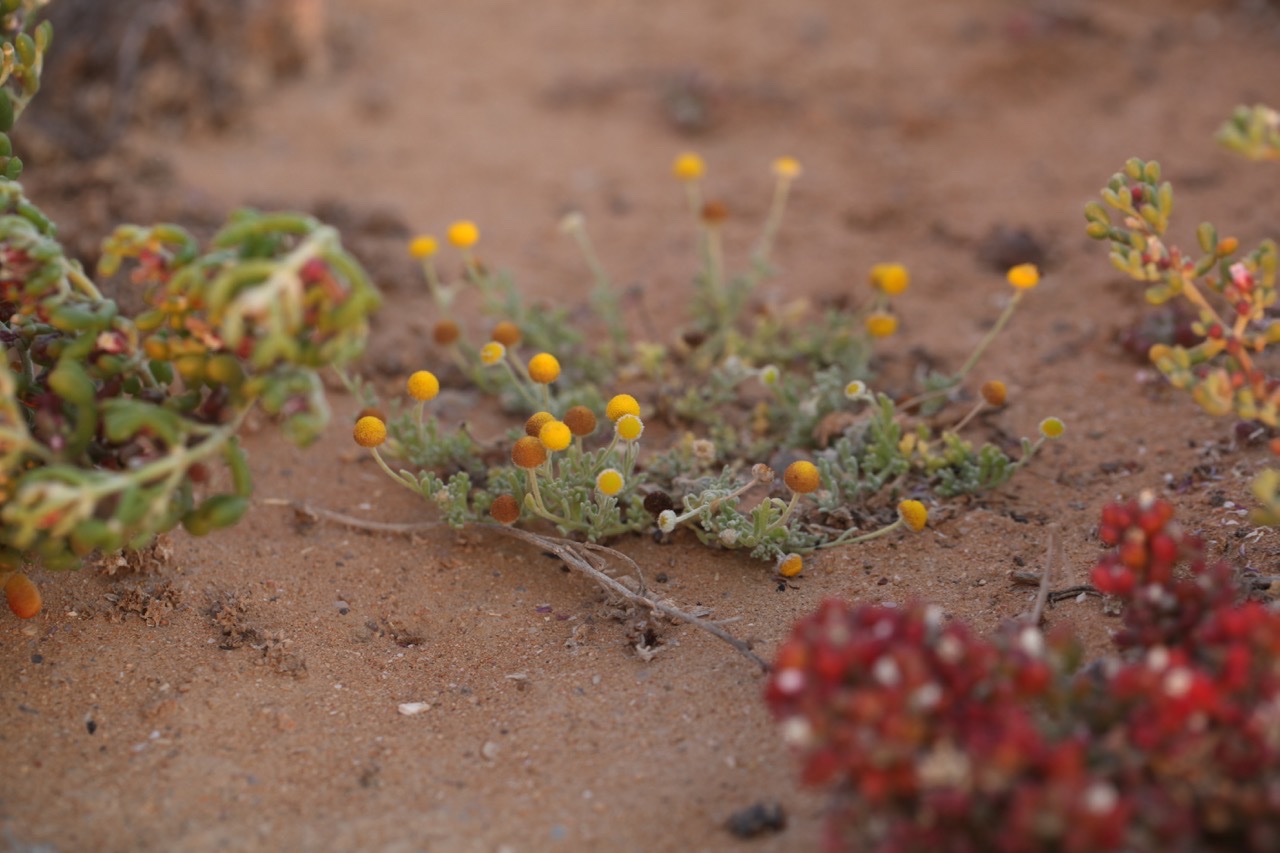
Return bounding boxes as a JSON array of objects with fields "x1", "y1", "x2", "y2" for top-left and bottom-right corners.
[
  {"x1": 1007, "y1": 263, "x2": 1040, "y2": 289},
  {"x1": 898, "y1": 499, "x2": 928, "y2": 532},
  {"x1": 564, "y1": 405, "x2": 597, "y2": 437},
  {"x1": 777, "y1": 553, "x2": 804, "y2": 578},
  {"x1": 615, "y1": 413, "x2": 644, "y2": 442},
  {"x1": 491, "y1": 321, "x2": 521, "y2": 347},
  {"x1": 605, "y1": 393, "x2": 640, "y2": 422},
  {"x1": 980, "y1": 380, "x2": 1008, "y2": 407},
  {"x1": 1039, "y1": 416, "x2": 1066, "y2": 439},
  {"x1": 511, "y1": 436, "x2": 548, "y2": 469},
  {"x1": 772, "y1": 156, "x2": 802, "y2": 180},
  {"x1": 525, "y1": 411, "x2": 555, "y2": 438},
  {"x1": 489, "y1": 494, "x2": 521, "y2": 525},
  {"x1": 408, "y1": 235, "x2": 438, "y2": 259},
  {"x1": 672, "y1": 152, "x2": 705, "y2": 182},
  {"x1": 406, "y1": 370, "x2": 440, "y2": 402},
  {"x1": 783, "y1": 460, "x2": 821, "y2": 494},
  {"x1": 870, "y1": 263, "x2": 909, "y2": 296},
  {"x1": 527, "y1": 352, "x2": 561, "y2": 384},
  {"x1": 538, "y1": 420, "x2": 572, "y2": 452},
  {"x1": 447, "y1": 220, "x2": 479, "y2": 249},
  {"x1": 595, "y1": 468, "x2": 624, "y2": 497},
  {"x1": 479, "y1": 341, "x2": 506, "y2": 366},
  {"x1": 353, "y1": 415, "x2": 387, "y2": 449},
  {"x1": 865, "y1": 312, "x2": 899, "y2": 339}
]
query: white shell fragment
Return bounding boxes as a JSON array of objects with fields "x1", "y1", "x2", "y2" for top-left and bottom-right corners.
[{"x1": 397, "y1": 702, "x2": 431, "y2": 716}]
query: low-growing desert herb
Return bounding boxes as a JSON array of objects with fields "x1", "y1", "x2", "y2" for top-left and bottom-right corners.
[{"x1": 352, "y1": 154, "x2": 1063, "y2": 574}]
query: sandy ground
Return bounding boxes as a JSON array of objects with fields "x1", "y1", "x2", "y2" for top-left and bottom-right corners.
[{"x1": 5, "y1": 1, "x2": 1280, "y2": 850}]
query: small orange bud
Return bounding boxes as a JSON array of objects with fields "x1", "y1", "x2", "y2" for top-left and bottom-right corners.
[
  {"x1": 865, "y1": 312, "x2": 898, "y2": 338},
  {"x1": 491, "y1": 321, "x2": 521, "y2": 347},
  {"x1": 563, "y1": 405, "x2": 597, "y2": 437},
  {"x1": 784, "y1": 460, "x2": 821, "y2": 494},
  {"x1": 525, "y1": 411, "x2": 555, "y2": 437},
  {"x1": 489, "y1": 494, "x2": 521, "y2": 525},
  {"x1": 511, "y1": 436, "x2": 548, "y2": 469},
  {"x1": 433, "y1": 320, "x2": 460, "y2": 345},
  {"x1": 777, "y1": 554, "x2": 803, "y2": 578},
  {"x1": 980, "y1": 380, "x2": 1008, "y2": 407},
  {"x1": 701, "y1": 200, "x2": 730, "y2": 225}
]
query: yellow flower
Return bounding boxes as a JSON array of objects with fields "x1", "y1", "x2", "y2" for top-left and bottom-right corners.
[
  {"x1": 595, "y1": 468, "x2": 624, "y2": 496},
  {"x1": 783, "y1": 460, "x2": 821, "y2": 494},
  {"x1": 870, "y1": 263, "x2": 909, "y2": 296},
  {"x1": 511, "y1": 436, "x2": 548, "y2": 469},
  {"x1": 777, "y1": 553, "x2": 804, "y2": 578},
  {"x1": 490, "y1": 494, "x2": 520, "y2": 525},
  {"x1": 865, "y1": 312, "x2": 899, "y2": 338},
  {"x1": 525, "y1": 411, "x2": 555, "y2": 437},
  {"x1": 408, "y1": 235, "x2": 438, "y2": 259},
  {"x1": 845, "y1": 380, "x2": 868, "y2": 400},
  {"x1": 772, "y1": 157, "x2": 802, "y2": 180},
  {"x1": 898, "y1": 499, "x2": 928, "y2": 532},
  {"x1": 672, "y1": 152, "x2": 705, "y2": 181},
  {"x1": 1007, "y1": 263, "x2": 1040, "y2": 289},
  {"x1": 759, "y1": 365, "x2": 780, "y2": 386},
  {"x1": 447, "y1": 220, "x2": 480, "y2": 248},
  {"x1": 1039, "y1": 417, "x2": 1066, "y2": 439},
  {"x1": 980, "y1": 380, "x2": 1007, "y2": 407},
  {"x1": 539, "y1": 420, "x2": 572, "y2": 452},
  {"x1": 605, "y1": 393, "x2": 641, "y2": 422},
  {"x1": 615, "y1": 413, "x2": 644, "y2": 442},
  {"x1": 564, "y1": 405, "x2": 597, "y2": 437},
  {"x1": 406, "y1": 370, "x2": 440, "y2": 401},
  {"x1": 527, "y1": 352, "x2": 561, "y2": 384},
  {"x1": 353, "y1": 415, "x2": 387, "y2": 448},
  {"x1": 479, "y1": 341, "x2": 506, "y2": 366}
]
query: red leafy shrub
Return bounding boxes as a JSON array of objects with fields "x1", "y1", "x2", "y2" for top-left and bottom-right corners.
[{"x1": 766, "y1": 492, "x2": 1280, "y2": 851}]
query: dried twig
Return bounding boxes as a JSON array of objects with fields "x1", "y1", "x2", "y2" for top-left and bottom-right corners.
[
  {"x1": 268, "y1": 499, "x2": 770, "y2": 671},
  {"x1": 1010, "y1": 570, "x2": 1102, "y2": 603},
  {"x1": 1024, "y1": 529, "x2": 1056, "y2": 626}
]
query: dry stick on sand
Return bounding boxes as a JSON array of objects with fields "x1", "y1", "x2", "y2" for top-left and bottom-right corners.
[{"x1": 266, "y1": 499, "x2": 770, "y2": 672}]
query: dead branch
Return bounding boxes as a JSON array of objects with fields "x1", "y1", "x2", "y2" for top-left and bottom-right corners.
[{"x1": 268, "y1": 499, "x2": 770, "y2": 672}]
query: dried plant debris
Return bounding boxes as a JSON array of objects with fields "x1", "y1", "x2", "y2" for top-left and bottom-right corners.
[
  {"x1": 206, "y1": 589, "x2": 307, "y2": 677},
  {"x1": 104, "y1": 578, "x2": 181, "y2": 625},
  {"x1": 90, "y1": 535, "x2": 176, "y2": 576}
]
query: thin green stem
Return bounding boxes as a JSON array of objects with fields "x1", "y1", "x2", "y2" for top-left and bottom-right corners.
[
  {"x1": 370, "y1": 447, "x2": 419, "y2": 493},
  {"x1": 954, "y1": 290, "x2": 1024, "y2": 384},
  {"x1": 752, "y1": 177, "x2": 793, "y2": 266},
  {"x1": 815, "y1": 517, "x2": 905, "y2": 550}
]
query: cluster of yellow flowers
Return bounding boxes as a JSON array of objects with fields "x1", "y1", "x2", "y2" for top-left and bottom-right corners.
[{"x1": 346, "y1": 155, "x2": 1060, "y2": 583}]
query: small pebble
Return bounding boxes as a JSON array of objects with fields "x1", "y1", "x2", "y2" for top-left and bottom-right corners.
[{"x1": 397, "y1": 702, "x2": 431, "y2": 716}]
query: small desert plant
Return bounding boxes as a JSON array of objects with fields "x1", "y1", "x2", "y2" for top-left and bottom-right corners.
[
  {"x1": 351, "y1": 155, "x2": 1064, "y2": 577},
  {"x1": 0, "y1": 2, "x2": 380, "y2": 616},
  {"x1": 1086, "y1": 152, "x2": 1277, "y2": 424},
  {"x1": 1086, "y1": 103, "x2": 1280, "y2": 522},
  {"x1": 766, "y1": 493, "x2": 1280, "y2": 851}
]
